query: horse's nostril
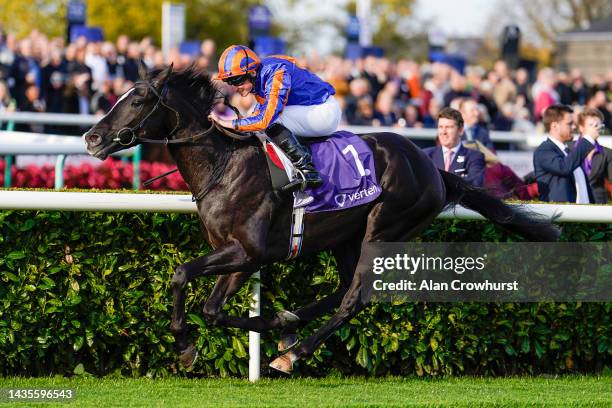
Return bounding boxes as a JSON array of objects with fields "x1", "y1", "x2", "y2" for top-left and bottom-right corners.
[{"x1": 86, "y1": 133, "x2": 102, "y2": 146}]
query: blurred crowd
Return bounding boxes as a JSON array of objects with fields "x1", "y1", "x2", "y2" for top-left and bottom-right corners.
[
  {"x1": 0, "y1": 29, "x2": 610, "y2": 203},
  {"x1": 3, "y1": 29, "x2": 612, "y2": 137},
  {"x1": 0, "y1": 29, "x2": 216, "y2": 134}
]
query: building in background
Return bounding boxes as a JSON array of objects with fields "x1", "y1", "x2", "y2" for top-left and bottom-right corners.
[{"x1": 556, "y1": 16, "x2": 612, "y2": 78}]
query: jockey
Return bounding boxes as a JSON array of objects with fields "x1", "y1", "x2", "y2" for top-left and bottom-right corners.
[{"x1": 209, "y1": 45, "x2": 342, "y2": 190}]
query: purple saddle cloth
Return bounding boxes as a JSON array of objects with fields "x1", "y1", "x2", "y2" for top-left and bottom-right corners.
[{"x1": 303, "y1": 130, "x2": 382, "y2": 213}]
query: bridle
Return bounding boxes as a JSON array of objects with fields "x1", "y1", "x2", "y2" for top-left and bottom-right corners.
[
  {"x1": 113, "y1": 81, "x2": 182, "y2": 146},
  {"x1": 110, "y1": 78, "x2": 254, "y2": 200},
  {"x1": 112, "y1": 80, "x2": 251, "y2": 146}
]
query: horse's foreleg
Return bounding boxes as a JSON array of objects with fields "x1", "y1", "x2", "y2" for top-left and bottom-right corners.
[
  {"x1": 201, "y1": 272, "x2": 258, "y2": 326},
  {"x1": 202, "y1": 273, "x2": 294, "y2": 333},
  {"x1": 169, "y1": 241, "x2": 257, "y2": 368},
  {"x1": 170, "y1": 263, "x2": 204, "y2": 368},
  {"x1": 170, "y1": 266, "x2": 190, "y2": 356},
  {"x1": 202, "y1": 241, "x2": 361, "y2": 351}
]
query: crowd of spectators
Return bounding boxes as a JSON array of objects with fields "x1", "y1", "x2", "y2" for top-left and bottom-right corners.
[
  {"x1": 3, "y1": 28, "x2": 612, "y2": 135},
  {"x1": 0, "y1": 29, "x2": 217, "y2": 134}
]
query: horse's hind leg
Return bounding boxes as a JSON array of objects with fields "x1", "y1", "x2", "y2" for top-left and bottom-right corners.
[
  {"x1": 270, "y1": 192, "x2": 444, "y2": 374},
  {"x1": 276, "y1": 240, "x2": 360, "y2": 351}
]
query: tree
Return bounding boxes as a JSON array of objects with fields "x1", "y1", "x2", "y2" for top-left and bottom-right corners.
[
  {"x1": 266, "y1": 0, "x2": 349, "y2": 56},
  {"x1": 0, "y1": 0, "x2": 67, "y2": 39},
  {"x1": 86, "y1": 0, "x2": 164, "y2": 43},
  {"x1": 347, "y1": 0, "x2": 419, "y2": 59},
  {"x1": 88, "y1": 0, "x2": 262, "y2": 47},
  {"x1": 269, "y1": 0, "x2": 420, "y2": 58},
  {"x1": 0, "y1": 0, "x2": 264, "y2": 48},
  {"x1": 183, "y1": 0, "x2": 262, "y2": 49}
]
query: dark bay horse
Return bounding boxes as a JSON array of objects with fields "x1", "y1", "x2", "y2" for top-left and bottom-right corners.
[{"x1": 83, "y1": 63, "x2": 560, "y2": 374}]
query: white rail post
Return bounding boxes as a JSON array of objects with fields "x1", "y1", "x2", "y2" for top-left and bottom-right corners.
[
  {"x1": 54, "y1": 155, "x2": 67, "y2": 189},
  {"x1": 248, "y1": 271, "x2": 261, "y2": 382}
]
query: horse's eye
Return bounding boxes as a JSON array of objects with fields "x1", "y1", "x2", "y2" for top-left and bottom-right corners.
[{"x1": 131, "y1": 99, "x2": 144, "y2": 107}]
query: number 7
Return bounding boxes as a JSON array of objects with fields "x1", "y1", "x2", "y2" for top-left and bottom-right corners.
[{"x1": 342, "y1": 144, "x2": 367, "y2": 177}]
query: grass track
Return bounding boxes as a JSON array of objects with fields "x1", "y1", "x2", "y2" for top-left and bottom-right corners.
[{"x1": 0, "y1": 376, "x2": 610, "y2": 407}]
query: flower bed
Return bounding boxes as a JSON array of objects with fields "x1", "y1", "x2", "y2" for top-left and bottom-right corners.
[{"x1": 0, "y1": 159, "x2": 188, "y2": 190}]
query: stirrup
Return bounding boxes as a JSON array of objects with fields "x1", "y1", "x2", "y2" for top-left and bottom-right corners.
[
  {"x1": 281, "y1": 169, "x2": 308, "y2": 192},
  {"x1": 281, "y1": 179, "x2": 306, "y2": 193}
]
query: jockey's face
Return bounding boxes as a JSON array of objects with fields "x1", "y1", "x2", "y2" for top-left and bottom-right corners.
[
  {"x1": 235, "y1": 78, "x2": 253, "y2": 97},
  {"x1": 437, "y1": 117, "x2": 462, "y2": 149}
]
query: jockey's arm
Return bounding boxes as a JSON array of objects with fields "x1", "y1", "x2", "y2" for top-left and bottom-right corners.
[
  {"x1": 208, "y1": 106, "x2": 262, "y2": 130},
  {"x1": 232, "y1": 67, "x2": 290, "y2": 132}
]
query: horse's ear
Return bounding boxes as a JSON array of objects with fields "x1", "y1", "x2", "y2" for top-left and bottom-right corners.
[
  {"x1": 138, "y1": 59, "x2": 149, "y2": 80},
  {"x1": 153, "y1": 63, "x2": 173, "y2": 89}
]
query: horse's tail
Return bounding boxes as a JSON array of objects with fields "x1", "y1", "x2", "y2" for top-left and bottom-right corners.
[{"x1": 439, "y1": 170, "x2": 560, "y2": 242}]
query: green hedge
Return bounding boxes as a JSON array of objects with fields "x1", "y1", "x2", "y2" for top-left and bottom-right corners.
[{"x1": 0, "y1": 210, "x2": 609, "y2": 377}]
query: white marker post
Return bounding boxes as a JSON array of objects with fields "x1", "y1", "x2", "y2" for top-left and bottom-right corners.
[{"x1": 248, "y1": 271, "x2": 261, "y2": 382}]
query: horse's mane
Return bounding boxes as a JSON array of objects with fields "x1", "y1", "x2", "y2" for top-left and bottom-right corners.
[{"x1": 151, "y1": 65, "x2": 218, "y2": 115}]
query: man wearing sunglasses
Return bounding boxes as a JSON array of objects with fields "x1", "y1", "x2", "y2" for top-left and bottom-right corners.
[{"x1": 210, "y1": 45, "x2": 342, "y2": 191}]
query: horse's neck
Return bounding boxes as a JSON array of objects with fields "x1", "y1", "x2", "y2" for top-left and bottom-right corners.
[
  {"x1": 167, "y1": 125, "x2": 224, "y2": 193},
  {"x1": 168, "y1": 126, "x2": 269, "y2": 200}
]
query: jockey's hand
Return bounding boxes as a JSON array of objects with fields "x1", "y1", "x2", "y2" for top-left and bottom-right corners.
[{"x1": 208, "y1": 112, "x2": 235, "y2": 130}]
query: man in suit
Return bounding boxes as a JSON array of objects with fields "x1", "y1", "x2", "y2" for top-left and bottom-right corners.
[
  {"x1": 424, "y1": 107, "x2": 486, "y2": 187},
  {"x1": 459, "y1": 98, "x2": 495, "y2": 151},
  {"x1": 576, "y1": 108, "x2": 611, "y2": 203},
  {"x1": 533, "y1": 104, "x2": 597, "y2": 203}
]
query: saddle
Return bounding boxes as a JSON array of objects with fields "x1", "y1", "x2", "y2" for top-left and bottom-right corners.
[
  {"x1": 260, "y1": 130, "x2": 382, "y2": 212},
  {"x1": 262, "y1": 130, "x2": 382, "y2": 260}
]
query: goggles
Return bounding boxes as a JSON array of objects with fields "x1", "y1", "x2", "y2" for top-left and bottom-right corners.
[{"x1": 224, "y1": 75, "x2": 248, "y2": 86}]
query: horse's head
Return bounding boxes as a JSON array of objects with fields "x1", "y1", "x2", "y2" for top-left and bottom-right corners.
[{"x1": 83, "y1": 61, "x2": 177, "y2": 160}]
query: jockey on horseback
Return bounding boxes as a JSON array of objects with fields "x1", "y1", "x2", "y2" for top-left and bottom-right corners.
[{"x1": 209, "y1": 45, "x2": 342, "y2": 190}]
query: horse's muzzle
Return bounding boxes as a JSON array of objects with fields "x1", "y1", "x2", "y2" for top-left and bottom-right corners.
[{"x1": 85, "y1": 132, "x2": 102, "y2": 147}]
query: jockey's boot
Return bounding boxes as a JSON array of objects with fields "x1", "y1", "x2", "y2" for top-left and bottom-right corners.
[{"x1": 267, "y1": 123, "x2": 323, "y2": 191}]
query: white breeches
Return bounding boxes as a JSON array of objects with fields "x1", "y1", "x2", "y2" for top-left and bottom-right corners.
[{"x1": 275, "y1": 96, "x2": 342, "y2": 137}]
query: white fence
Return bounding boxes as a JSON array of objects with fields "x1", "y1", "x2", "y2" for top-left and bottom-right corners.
[
  {"x1": 1, "y1": 190, "x2": 611, "y2": 382},
  {"x1": 0, "y1": 131, "x2": 138, "y2": 156},
  {"x1": 0, "y1": 130, "x2": 140, "y2": 189},
  {"x1": 3, "y1": 111, "x2": 612, "y2": 149},
  {"x1": 1, "y1": 190, "x2": 611, "y2": 222},
  {"x1": 0, "y1": 112, "x2": 99, "y2": 126}
]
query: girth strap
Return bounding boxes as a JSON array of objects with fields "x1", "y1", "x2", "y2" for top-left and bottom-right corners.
[{"x1": 286, "y1": 203, "x2": 305, "y2": 260}]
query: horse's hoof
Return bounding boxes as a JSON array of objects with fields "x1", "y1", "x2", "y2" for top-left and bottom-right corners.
[
  {"x1": 179, "y1": 344, "x2": 198, "y2": 369},
  {"x1": 277, "y1": 310, "x2": 300, "y2": 327},
  {"x1": 269, "y1": 351, "x2": 297, "y2": 374},
  {"x1": 278, "y1": 333, "x2": 298, "y2": 352}
]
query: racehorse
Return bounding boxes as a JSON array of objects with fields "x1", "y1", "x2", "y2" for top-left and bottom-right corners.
[{"x1": 83, "y1": 62, "x2": 560, "y2": 374}]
